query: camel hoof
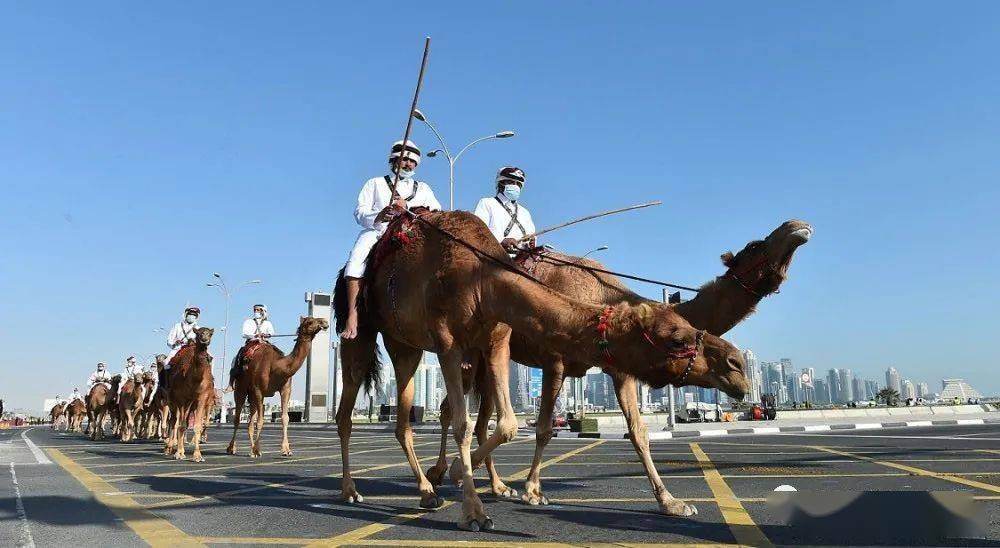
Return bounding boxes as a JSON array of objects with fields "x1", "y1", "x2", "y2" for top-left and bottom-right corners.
[
  {"x1": 425, "y1": 465, "x2": 446, "y2": 487},
  {"x1": 522, "y1": 493, "x2": 549, "y2": 506},
  {"x1": 226, "y1": 444, "x2": 236, "y2": 455},
  {"x1": 420, "y1": 494, "x2": 445, "y2": 509},
  {"x1": 281, "y1": 450, "x2": 293, "y2": 457},
  {"x1": 459, "y1": 517, "x2": 493, "y2": 532},
  {"x1": 661, "y1": 499, "x2": 698, "y2": 517},
  {"x1": 493, "y1": 485, "x2": 518, "y2": 499},
  {"x1": 343, "y1": 493, "x2": 364, "y2": 504},
  {"x1": 192, "y1": 455, "x2": 205, "y2": 463}
]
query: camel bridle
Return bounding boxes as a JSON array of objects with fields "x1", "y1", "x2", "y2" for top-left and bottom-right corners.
[
  {"x1": 597, "y1": 305, "x2": 705, "y2": 385},
  {"x1": 722, "y1": 250, "x2": 785, "y2": 299}
]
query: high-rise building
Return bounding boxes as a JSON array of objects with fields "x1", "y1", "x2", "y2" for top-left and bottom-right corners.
[
  {"x1": 586, "y1": 373, "x2": 615, "y2": 409},
  {"x1": 827, "y1": 369, "x2": 842, "y2": 403},
  {"x1": 902, "y1": 379, "x2": 916, "y2": 400},
  {"x1": 852, "y1": 376, "x2": 865, "y2": 403},
  {"x1": 413, "y1": 353, "x2": 441, "y2": 411},
  {"x1": 800, "y1": 367, "x2": 816, "y2": 403},
  {"x1": 742, "y1": 349, "x2": 762, "y2": 403},
  {"x1": 916, "y1": 382, "x2": 929, "y2": 399},
  {"x1": 509, "y1": 361, "x2": 532, "y2": 412},
  {"x1": 839, "y1": 369, "x2": 855, "y2": 402},
  {"x1": 814, "y1": 378, "x2": 830, "y2": 404},
  {"x1": 785, "y1": 371, "x2": 802, "y2": 403},
  {"x1": 886, "y1": 367, "x2": 902, "y2": 394},
  {"x1": 864, "y1": 379, "x2": 880, "y2": 401}
]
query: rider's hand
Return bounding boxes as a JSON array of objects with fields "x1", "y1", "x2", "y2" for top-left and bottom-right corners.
[
  {"x1": 375, "y1": 206, "x2": 397, "y2": 223},
  {"x1": 527, "y1": 237, "x2": 537, "y2": 248},
  {"x1": 391, "y1": 197, "x2": 407, "y2": 210},
  {"x1": 501, "y1": 238, "x2": 518, "y2": 252}
]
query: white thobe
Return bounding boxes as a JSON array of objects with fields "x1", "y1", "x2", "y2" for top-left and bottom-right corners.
[
  {"x1": 88, "y1": 370, "x2": 112, "y2": 390},
  {"x1": 166, "y1": 321, "x2": 198, "y2": 366},
  {"x1": 344, "y1": 175, "x2": 442, "y2": 278},
  {"x1": 242, "y1": 318, "x2": 275, "y2": 340},
  {"x1": 473, "y1": 193, "x2": 536, "y2": 242}
]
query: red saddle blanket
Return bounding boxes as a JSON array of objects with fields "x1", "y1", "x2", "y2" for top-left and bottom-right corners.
[
  {"x1": 513, "y1": 246, "x2": 547, "y2": 276},
  {"x1": 365, "y1": 206, "x2": 432, "y2": 279}
]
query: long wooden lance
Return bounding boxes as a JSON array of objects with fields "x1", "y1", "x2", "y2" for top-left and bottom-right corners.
[
  {"x1": 390, "y1": 37, "x2": 431, "y2": 200},
  {"x1": 518, "y1": 200, "x2": 662, "y2": 242}
]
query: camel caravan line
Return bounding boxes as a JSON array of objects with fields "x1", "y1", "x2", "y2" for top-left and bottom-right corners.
[{"x1": 51, "y1": 38, "x2": 812, "y2": 533}]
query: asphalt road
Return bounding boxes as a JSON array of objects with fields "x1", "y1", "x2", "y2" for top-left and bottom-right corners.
[{"x1": 2, "y1": 422, "x2": 999, "y2": 547}]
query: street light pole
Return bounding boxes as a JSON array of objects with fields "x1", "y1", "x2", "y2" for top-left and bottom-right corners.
[
  {"x1": 206, "y1": 274, "x2": 261, "y2": 396},
  {"x1": 412, "y1": 109, "x2": 514, "y2": 210}
]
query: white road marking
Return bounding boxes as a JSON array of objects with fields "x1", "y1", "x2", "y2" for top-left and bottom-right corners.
[
  {"x1": 10, "y1": 463, "x2": 36, "y2": 548},
  {"x1": 21, "y1": 429, "x2": 51, "y2": 465}
]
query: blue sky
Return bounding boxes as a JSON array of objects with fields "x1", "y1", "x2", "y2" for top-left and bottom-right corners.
[{"x1": 2, "y1": 2, "x2": 998, "y2": 410}]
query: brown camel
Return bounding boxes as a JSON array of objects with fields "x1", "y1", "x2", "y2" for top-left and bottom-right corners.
[
  {"x1": 117, "y1": 373, "x2": 150, "y2": 443},
  {"x1": 65, "y1": 399, "x2": 86, "y2": 433},
  {"x1": 163, "y1": 327, "x2": 215, "y2": 461},
  {"x1": 226, "y1": 316, "x2": 329, "y2": 458},
  {"x1": 49, "y1": 403, "x2": 65, "y2": 430},
  {"x1": 333, "y1": 210, "x2": 746, "y2": 530},
  {"x1": 87, "y1": 377, "x2": 119, "y2": 441},
  {"x1": 427, "y1": 219, "x2": 813, "y2": 514}
]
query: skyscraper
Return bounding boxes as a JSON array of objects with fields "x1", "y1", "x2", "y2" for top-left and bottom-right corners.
[
  {"x1": 814, "y1": 378, "x2": 830, "y2": 404},
  {"x1": 886, "y1": 367, "x2": 902, "y2": 394},
  {"x1": 742, "y1": 349, "x2": 762, "y2": 403},
  {"x1": 827, "y1": 369, "x2": 842, "y2": 403},
  {"x1": 852, "y1": 377, "x2": 865, "y2": 402},
  {"x1": 839, "y1": 369, "x2": 854, "y2": 402},
  {"x1": 864, "y1": 379, "x2": 880, "y2": 401},
  {"x1": 509, "y1": 361, "x2": 532, "y2": 412},
  {"x1": 902, "y1": 379, "x2": 916, "y2": 400},
  {"x1": 916, "y1": 382, "x2": 929, "y2": 399}
]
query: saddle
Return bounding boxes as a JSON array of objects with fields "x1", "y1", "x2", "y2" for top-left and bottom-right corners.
[
  {"x1": 513, "y1": 245, "x2": 547, "y2": 276},
  {"x1": 365, "y1": 206, "x2": 432, "y2": 279},
  {"x1": 171, "y1": 344, "x2": 194, "y2": 364}
]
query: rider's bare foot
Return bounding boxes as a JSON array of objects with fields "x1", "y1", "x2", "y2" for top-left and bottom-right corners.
[{"x1": 340, "y1": 315, "x2": 359, "y2": 339}]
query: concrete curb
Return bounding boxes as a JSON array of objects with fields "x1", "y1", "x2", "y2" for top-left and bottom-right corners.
[{"x1": 550, "y1": 417, "x2": 1000, "y2": 440}]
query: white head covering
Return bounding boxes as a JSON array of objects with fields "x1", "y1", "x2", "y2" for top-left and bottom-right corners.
[{"x1": 389, "y1": 140, "x2": 421, "y2": 165}]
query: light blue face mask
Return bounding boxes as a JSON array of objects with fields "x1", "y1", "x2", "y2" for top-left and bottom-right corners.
[
  {"x1": 397, "y1": 168, "x2": 415, "y2": 180},
  {"x1": 185, "y1": 314, "x2": 197, "y2": 324},
  {"x1": 502, "y1": 184, "x2": 522, "y2": 202},
  {"x1": 253, "y1": 312, "x2": 262, "y2": 320}
]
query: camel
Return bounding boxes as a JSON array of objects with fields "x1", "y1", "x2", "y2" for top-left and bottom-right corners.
[
  {"x1": 117, "y1": 373, "x2": 152, "y2": 443},
  {"x1": 163, "y1": 327, "x2": 215, "y2": 462},
  {"x1": 226, "y1": 316, "x2": 329, "y2": 458},
  {"x1": 87, "y1": 376, "x2": 119, "y2": 441},
  {"x1": 333, "y1": 210, "x2": 746, "y2": 530},
  {"x1": 427, "y1": 219, "x2": 813, "y2": 513},
  {"x1": 65, "y1": 399, "x2": 86, "y2": 433},
  {"x1": 49, "y1": 403, "x2": 66, "y2": 430}
]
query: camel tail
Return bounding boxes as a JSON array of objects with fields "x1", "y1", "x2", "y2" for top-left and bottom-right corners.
[
  {"x1": 364, "y1": 346, "x2": 384, "y2": 396},
  {"x1": 334, "y1": 268, "x2": 348, "y2": 333}
]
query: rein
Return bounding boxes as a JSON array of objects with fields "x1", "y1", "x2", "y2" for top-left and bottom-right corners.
[{"x1": 537, "y1": 253, "x2": 700, "y2": 293}]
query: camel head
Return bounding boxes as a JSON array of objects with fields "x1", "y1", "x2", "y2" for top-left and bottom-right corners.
[
  {"x1": 195, "y1": 327, "x2": 214, "y2": 345},
  {"x1": 297, "y1": 316, "x2": 331, "y2": 338},
  {"x1": 720, "y1": 219, "x2": 812, "y2": 298},
  {"x1": 632, "y1": 303, "x2": 748, "y2": 400}
]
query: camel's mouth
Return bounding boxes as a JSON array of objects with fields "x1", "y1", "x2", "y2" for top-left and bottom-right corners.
[{"x1": 789, "y1": 226, "x2": 813, "y2": 244}]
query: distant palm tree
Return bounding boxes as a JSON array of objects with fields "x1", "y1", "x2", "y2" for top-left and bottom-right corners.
[{"x1": 876, "y1": 388, "x2": 900, "y2": 407}]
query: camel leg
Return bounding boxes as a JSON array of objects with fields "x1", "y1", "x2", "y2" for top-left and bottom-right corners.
[
  {"x1": 227, "y1": 387, "x2": 246, "y2": 455},
  {"x1": 474, "y1": 390, "x2": 516, "y2": 498},
  {"x1": 280, "y1": 381, "x2": 293, "y2": 456},
  {"x1": 466, "y1": 328, "x2": 518, "y2": 472},
  {"x1": 613, "y1": 373, "x2": 696, "y2": 517},
  {"x1": 439, "y1": 349, "x2": 492, "y2": 531},
  {"x1": 246, "y1": 394, "x2": 258, "y2": 458},
  {"x1": 383, "y1": 337, "x2": 444, "y2": 510},
  {"x1": 251, "y1": 394, "x2": 265, "y2": 458},
  {"x1": 521, "y1": 363, "x2": 565, "y2": 505},
  {"x1": 425, "y1": 395, "x2": 452, "y2": 487},
  {"x1": 336, "y1": 357, "x2": 365, "y2": 503},
  {"x1": 174, "y1": 406, "x2": 190, "y2": 460},
  {"x1": 190, "y1": 397, "x2": 208, "y2": 462}
]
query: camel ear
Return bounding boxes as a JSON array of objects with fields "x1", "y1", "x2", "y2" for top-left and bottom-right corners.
[
  {"x1": 635, "y1": 303, "x2": 655, "y2": 331},
  {"x1": 721, "y1": 251, "x2": 735, "y2": 267},
  {"x1": 300, "y1": 315, "x2": 308, "y2": 323}
]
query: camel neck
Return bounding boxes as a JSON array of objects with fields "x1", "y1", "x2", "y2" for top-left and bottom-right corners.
[
  {"x1": 674, "y1": 277, "x2": 760, "y2": 336},
  {"x1": 286, "y1": 332, "x2": 312, "y2": 369},
  {"x1": 488, "y1": 270, "x2": 656, "y2": 374}
]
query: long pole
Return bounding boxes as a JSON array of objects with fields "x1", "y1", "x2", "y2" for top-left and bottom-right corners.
[
  {"x1": 519, "y1": 201, "x2": 662, "y2": 242},
  {"x1": 391, "y1": 37, "x2": 431, "y2": 196}
]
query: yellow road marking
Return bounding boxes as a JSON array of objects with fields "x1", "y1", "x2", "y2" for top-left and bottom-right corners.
[
  {"x1": 47, "y1": 448, "x2": 203, "y2": 547},
  {"x1": 690, "y1": 443, "x2": 773, "y2": 548},
  {"x1": 307, "y1": 437, "x2": 592, "y2": 546},
  {"x1": 978, "y1": 449, "x2": 1000, "y2": 456},
  {"x1": 195, "y1": 538, "x2": 318, "y2": 545},
  {"x1": 143, "y1": 440, "x2": 445, "y2": 509},
  {"x1": 504, "y1": 439, "x2": 605, "y2": 483},
  {"x1": 812, "y1": 446, "x2": 1000, "y2": 494},
  {"x1": 331, "y1": 541, "x2": 739, "y2": 547}
]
